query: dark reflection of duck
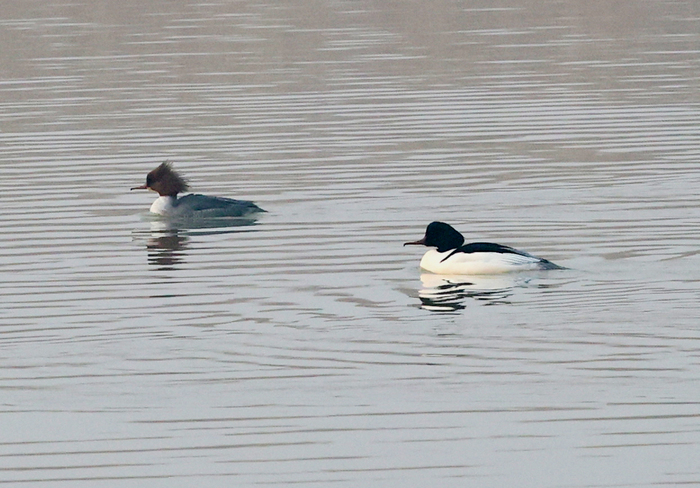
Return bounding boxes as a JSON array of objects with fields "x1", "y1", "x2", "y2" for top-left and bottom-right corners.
[
  {"x1": 146, "y1": 228, "x2": 190, "y2": 270},
  {"x1": 138, "y1": 219, "x2": 260, "y2": 271},
  {"x1": 416, "y1": 273, "x2": 523, "y2": 311},
  {"x1": 131, "y1": 162, "x2": 265, "y2": 223}
]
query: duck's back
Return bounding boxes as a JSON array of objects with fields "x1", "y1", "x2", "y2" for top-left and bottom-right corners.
[{"x1": 174, "y1": 194, "x2": 264, "y2": 218}]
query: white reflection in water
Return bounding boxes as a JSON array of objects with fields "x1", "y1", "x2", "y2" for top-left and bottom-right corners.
[{"x1": 416, "y1": 273, "x2": 526, "y2": 311}]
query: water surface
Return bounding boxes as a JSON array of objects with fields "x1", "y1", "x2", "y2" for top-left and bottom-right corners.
[{"x1": 1, "y1": 0, "x2": 699, "y2": 486}]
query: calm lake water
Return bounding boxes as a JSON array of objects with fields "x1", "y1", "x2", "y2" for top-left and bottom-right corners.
[{"x1": 1, "y1": 0, "x2": 699, "y2": 486}]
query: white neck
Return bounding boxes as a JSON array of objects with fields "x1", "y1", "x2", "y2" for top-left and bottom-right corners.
[{"x1": 150, "y1": 195, "x2": 177, "y2": 215}]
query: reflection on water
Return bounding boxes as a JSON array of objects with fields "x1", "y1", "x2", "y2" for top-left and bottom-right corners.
[
  {"x1": 1, "y1": 0, "x2": 699, "y2": 486},
  {"x1": 145, "y1": 229, "x2": 189, "y2": 269},
  {"x1": 136, "y1": 217, "x2": 262, "y2": 270},
  {"x1": 416, "y1": 273, "x2": 522, "y2": 311},
  {"x1": 414, "y1": 273, "x2": 570, "y2": 312}
]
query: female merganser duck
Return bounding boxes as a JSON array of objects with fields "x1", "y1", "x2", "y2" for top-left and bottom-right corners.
[
  {"x1": 404, "y1": 221, "x2": 563, "y2": 274},
  {"x1": 131, "y1": 162, "x2": 264, "y2": 219}
]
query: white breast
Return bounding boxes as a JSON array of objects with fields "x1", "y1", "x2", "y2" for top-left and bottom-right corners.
[
  {"x1": 149, "y1": 196, "x2": 177, "y2": 215},
  {"x1": 419, "y1": 249, "x2": 545, "y2": 275}
]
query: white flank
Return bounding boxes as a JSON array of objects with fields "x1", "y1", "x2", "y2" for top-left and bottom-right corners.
[{"x1": 419, "y1": 249, "x2": 545, "y2": 275}]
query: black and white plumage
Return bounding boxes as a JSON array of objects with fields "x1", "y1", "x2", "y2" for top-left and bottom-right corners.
[{"x1": 404, "y1": 221, "x2": 563, "y2": 275}]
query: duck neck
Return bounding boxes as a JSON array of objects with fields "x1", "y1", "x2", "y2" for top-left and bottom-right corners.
[{"x1": 150, "y1": 195, "x2": 177, "y2": 215}]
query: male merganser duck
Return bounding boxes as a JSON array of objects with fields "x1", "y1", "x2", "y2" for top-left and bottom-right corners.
[
  {"x1": 131, "y1": 162, "x2": 264, "y2": 219},
  {"x1": 404, "y1": 221, "x2": 563, "y2": 274}
]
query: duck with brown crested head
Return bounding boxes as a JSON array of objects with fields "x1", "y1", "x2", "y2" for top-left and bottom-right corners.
[{"x1": 131, "y1": 162, "x2": 264, "y2": 219}]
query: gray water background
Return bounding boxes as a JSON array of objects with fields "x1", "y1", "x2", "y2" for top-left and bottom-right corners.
[{"x1": 1, "y1": 1, "x2": 699, "y2": 486}]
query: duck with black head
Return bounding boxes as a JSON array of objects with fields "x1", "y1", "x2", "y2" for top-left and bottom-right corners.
[{"x1": 405, "y1": 221, "x2": 564, "y2": 274}]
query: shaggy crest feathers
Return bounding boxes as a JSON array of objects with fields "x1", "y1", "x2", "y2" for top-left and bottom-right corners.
[{"x1": 146, "y1": 162, "x2": 189, "y2": 196}]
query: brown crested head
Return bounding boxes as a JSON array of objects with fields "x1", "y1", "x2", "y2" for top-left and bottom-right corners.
[{"x1": 133, "y1": 162, "x2": 189, "y2": 196}]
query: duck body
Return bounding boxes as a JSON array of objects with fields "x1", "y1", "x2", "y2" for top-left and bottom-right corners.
[
  {"x1": 149, "y1": 194, "x2": 263, "y2": 219},
  {"x1": 417, "y1": 242, "x2": 561, "y2": 274},
  {"x1": 133, "y1": 162, "x2": 264, "y2": 220},
  {"x1": 405, "y1": 222, "x2": 563, "y2": 275}
]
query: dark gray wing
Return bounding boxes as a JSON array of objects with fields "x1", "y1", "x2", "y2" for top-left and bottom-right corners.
[{"x1": 176, "y1": 194, "x2": 264, "y2": 217}]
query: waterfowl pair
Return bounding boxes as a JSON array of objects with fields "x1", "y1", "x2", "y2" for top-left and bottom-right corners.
[{"x1": 132, "y1": 165, "x2": 563, "y2": 274}]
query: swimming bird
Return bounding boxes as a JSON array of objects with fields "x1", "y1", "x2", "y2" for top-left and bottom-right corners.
[
  {"x1": 131, "y1": 162, "x2": 264, "y2": 219},
  {"x1": 404, "y1": 221, "x2": 563, "y2": 274}
]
